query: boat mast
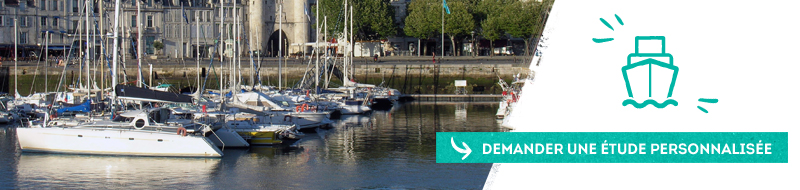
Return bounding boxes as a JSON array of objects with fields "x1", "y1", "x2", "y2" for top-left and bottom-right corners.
[
  {"x1": 14, "y1": 17, "x2": 18, "y2": 97},
  {"x1": 219, "y1": 2, "x2": 225, "y2": 104},
  {"x1": 342, "y1": 1, "x2": 347, "y2": 87},
  {"x1": 349, "y1": 5, "x2": 353, "y2": 85},
  {"x1": 196, "y1": 9, "x2": 200, "y2": 98},
  {"x1": 315, "y1": 0, "x2": 319, "y2": 93},
  {"x1": 111, "y1": 0, "x2": 120, "y2": 118},
  {"x1": 181, "y1": 4, "x2": 185, "y2": 64},
  {"x1": 86, "y1": 0, "x2": 91, "y2": 92},
  {"x1": 234, "y1": 1, "x2": 239, "y2": 96},
  {"x1": 137, "y1": 0, "x2": 143, "y2": 88},
  {"x1": 323, "y1": 16, "x2": 328, "y2": 89},
  {"x1": 99, "y1": 0, "x2": 104, "y2": 101},
  {"x1": 45, "y1": 31, "x2": 49, "y2": 93},
  {"x1": 278, "y1": 2, "x2": 282, "y2": 90}
]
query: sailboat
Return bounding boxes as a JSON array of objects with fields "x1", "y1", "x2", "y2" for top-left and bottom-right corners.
[{"x1": 16, "y1": 0, "x2": 224, "y2": 157}]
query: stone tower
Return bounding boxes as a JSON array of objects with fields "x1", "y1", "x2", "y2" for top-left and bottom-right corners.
[{"x1": 248, "y1": 0, "x2": 311, "y2": 57}]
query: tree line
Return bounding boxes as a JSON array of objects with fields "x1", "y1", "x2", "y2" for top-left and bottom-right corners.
[{"x1": 315, "y1": 0, "x2": 554, "y2": 56}]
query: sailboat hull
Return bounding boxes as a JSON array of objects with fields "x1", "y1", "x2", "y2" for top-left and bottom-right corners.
[{"x1": 17, "y1": 127, "x2": 223, "y2": 157}]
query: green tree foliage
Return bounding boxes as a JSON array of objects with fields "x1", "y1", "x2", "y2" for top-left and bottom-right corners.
[
  {"x1": 153, "y1": 40, "x2": 164, "y2": 54},
  {"x1": 315, "y1": 0, "x2": 398, "y2": 40},
  {"x1": 503, "y1": 0, "x2": 538, "y2": 56},
  {"x1": 477, "y1": 0, "x2": 512, "y2": 56},
  {"x1": 444, "y1": 1, "x2": 476, "y2": 56},
  {"x1": 356, "y1": 0, "x2": 397, "y2": 39},
  {"x1": 404, "y1": 0, "x2": 439, "y2": 40}
]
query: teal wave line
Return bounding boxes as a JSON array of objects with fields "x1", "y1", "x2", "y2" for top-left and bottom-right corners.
[
  {"x1": 697, "y1": 106, "x2": 709, "y2": 113},
  {"x1": 698, "y1": 98, "x2": 718, "y2": 103},
  {"x1": 600, "y1": 18, "x2": 614, "y2": 31},
  {"x1": 622, "y1": 99, "x2": 678, "y2": 109},
  {"x1": 593, "y1": 38, "x2": 614, "y2": 43}
]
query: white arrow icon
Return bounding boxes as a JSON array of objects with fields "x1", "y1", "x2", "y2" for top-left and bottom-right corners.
[{"x1": 451, "y1": 137, "x2": 472, "y2": 160}]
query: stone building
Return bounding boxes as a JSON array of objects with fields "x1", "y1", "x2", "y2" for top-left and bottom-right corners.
[
  {"x1": 1, "y1": 0, "x2": 320, "y2": 59},
  {"x1": 247, "y1": 0, "x2": 310, "y2": 57}
]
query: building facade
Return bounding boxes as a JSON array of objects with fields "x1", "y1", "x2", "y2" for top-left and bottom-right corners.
[{"x1": 1, "y1": 0, "x2": 325, "y2": 59}]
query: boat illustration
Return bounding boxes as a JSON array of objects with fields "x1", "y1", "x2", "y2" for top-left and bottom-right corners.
[{"x1": 621, "y1": 36, "x2": 679, "y2": 108}]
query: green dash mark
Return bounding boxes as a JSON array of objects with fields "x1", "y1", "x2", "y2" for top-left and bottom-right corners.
[
  {"x1": 615, "y1": 14, "x2": 624, "y2": 25},
  {"x1": 698, "y1": 98, "x2": 718, "y2": 103},
  {"x1": 600, "y1": 18, "x2": 614, "y2": 31},
  {"x1": 593, "y1": 38, "x2": 614, "y2": 43},
  {"x1": 697, "y1": 106, "x2": 709, "y2": 113}
]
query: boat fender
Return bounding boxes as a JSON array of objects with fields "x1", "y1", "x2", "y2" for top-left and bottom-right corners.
[
  {"x1": 177, "y1": 127, "x2": 187, "y2": 136},
  {"x1": 284, "y1": 115, "x2": 292, "y2": 122}
]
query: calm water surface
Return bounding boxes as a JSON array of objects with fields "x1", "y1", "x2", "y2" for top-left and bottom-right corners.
[{"x1": 0, "y1": 103, "x2": 504, "y2": 189}]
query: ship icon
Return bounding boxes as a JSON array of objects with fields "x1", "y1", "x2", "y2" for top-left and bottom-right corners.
[{"x1": 622, "y1": 36, "x2": 679, "y2": 108}]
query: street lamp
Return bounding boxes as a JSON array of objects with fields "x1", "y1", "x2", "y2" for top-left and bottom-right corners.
[{"x1": 470, "y1": 31, "x2": 475, "y2": 57}]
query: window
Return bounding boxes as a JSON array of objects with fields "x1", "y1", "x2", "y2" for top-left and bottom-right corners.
[
  {"x1": 207, "y1": 11, "x2": 211, "y2": 22},
  {"x1": 145, "y1": 36, "x2": 155, "y2": 54},
  {"x1": 52, "y1": 0, "x2": 57, "y2": 11},
  {"x1": 20, "y1": 32, "x2": 28, "y2": 44},
  {"x1": 72, "y1": 0, "x2": 78, "y2": 12},
  {"x1": 0, "y1": 16, "x2": 4, "y2": 26},
  {"x1": 147, "y1": 15, "x2": 153, "y2": 27},
  {"x1": 53, "y1": 17, "x2": 58, "y2": 26},
  {"x1": 21, "y1": 17, "x2": 27, "y2": 27},
  {"x1": 190, "y1": 11, "x2": 195, "y2": 22},
  {"x1": 41, "y1": 0, "x2": 46, "y2": 10},
  {"x1": 131, "y1": 15, "x2": 136, "y2": 27},
  {"x1": 72, "y1": 20, "x2": 78, "y2": 31},
  {"x1": 41, "y1": 17, "x2": 46, "y2": 26}
]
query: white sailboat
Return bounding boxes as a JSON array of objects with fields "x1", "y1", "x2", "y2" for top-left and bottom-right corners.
[
  {"x1": 16, "y1": 0, "x2": 224, "y2": 158},
  {"x1": 17, "y1": 108, "x2": 223, "y2": 157}
]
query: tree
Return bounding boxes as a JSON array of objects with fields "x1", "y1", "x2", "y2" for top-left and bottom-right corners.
[
  {"x1": 503, "y1": 0, "x2": 538, "y2": 56},
  {"x1": 315, "y1": 0, "x2": 398, "y2": 41},
  {"x1": 404, "y1": 0, "x2": 439, "y2": 55},
  {"x1": 476, "y1": 0, "x2": 512, "y2": 56},
  {"x1": 405, "y1": 0, "x2": 476, "y2": 56},
  {"x1": 153, "y1": 40, "x2": 164, "y2": 55},
  {"x1": 443, "y1": 1, "x2": 476, "y2": 56},
  {"x1": 355, "y1": 0, "x2": 397, "y2": 40},
  {"x1": 481, "y1": 16, "x2": 503, "y2": 56}
]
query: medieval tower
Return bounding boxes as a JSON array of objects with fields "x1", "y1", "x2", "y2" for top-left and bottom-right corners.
[{"x1": 248, "y1": 0, "x2": 311, "y2": 56}]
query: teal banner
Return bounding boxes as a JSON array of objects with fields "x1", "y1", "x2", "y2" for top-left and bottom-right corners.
[{"x1": 436, "y1": 132, "x2": 788, "y2": 163}]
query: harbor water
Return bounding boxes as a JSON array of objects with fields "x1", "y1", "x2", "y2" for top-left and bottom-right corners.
[{"x1": 0, "y1": 103, "x2": 504, "y2": 189}]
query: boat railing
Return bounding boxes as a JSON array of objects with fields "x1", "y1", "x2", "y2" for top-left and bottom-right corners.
[{"x1": 195, "y1": 121, "x2": 224, "y2": 151}]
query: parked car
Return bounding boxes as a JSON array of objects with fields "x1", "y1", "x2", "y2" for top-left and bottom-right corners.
[{"x1": 493, "y1": 46, "x2": 513, "y2": 56}]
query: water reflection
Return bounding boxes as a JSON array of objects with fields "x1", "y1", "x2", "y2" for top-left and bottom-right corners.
[
  {"x1": 15, "y1": 154, "x2": 220, "y2": 189},
  {"x1": 1, "y1": 103, "x2": 502, "y2": 189}
]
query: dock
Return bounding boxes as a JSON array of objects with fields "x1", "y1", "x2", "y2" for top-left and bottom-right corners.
[{"x1": 402, "y1": 94, "x2": 503, "y2": 102}]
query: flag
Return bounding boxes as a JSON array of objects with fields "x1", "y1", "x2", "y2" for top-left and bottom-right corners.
[
  {"x1": 182, "y1": 5, "x2": 190, "y2": 24},
  {"x1": 443, "y1": 0, "x2": 451, "y2": 14},
  {"x1": 304, "y1": 4, "x2": 311, "y2": 21}
]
